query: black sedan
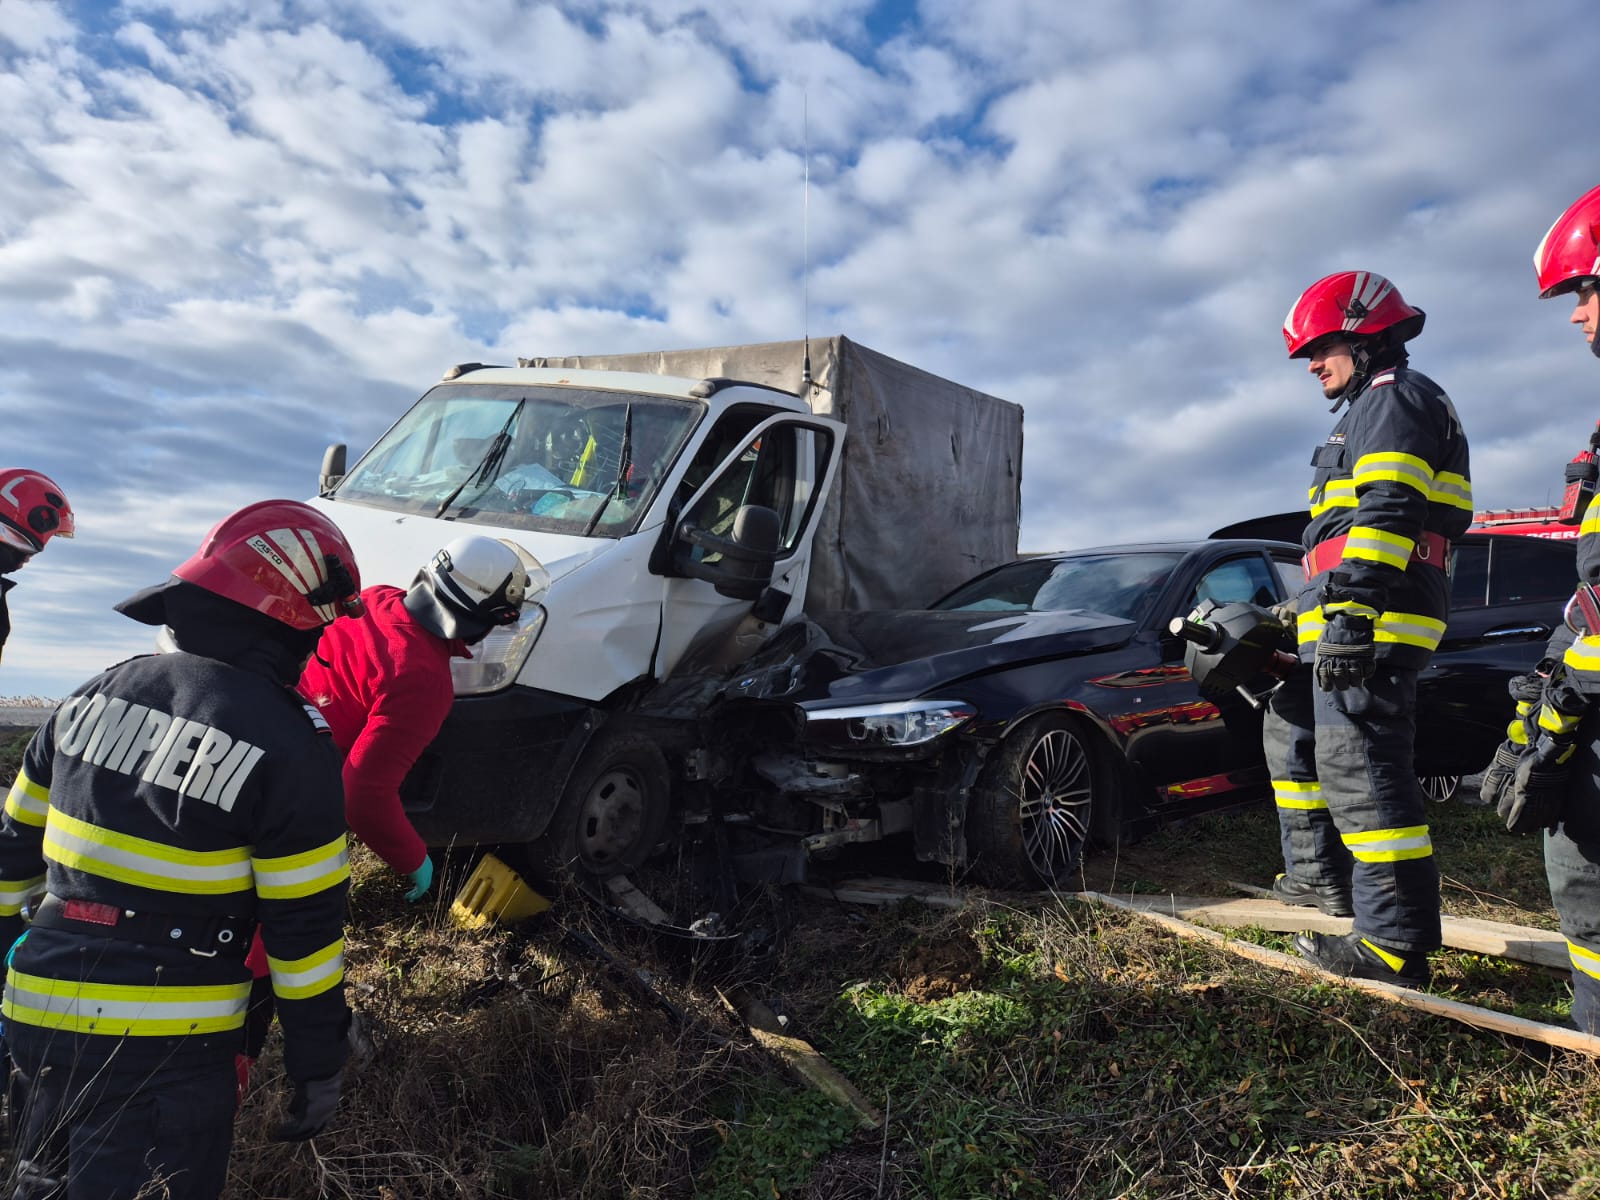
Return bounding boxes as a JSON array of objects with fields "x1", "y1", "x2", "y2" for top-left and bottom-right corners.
[{"x1": 701, "y1": 534, "x2": 1574, "y2": 889}]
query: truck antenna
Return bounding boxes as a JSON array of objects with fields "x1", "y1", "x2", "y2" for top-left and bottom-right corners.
[{"x1": 801, "y1": 90, "x2": 812, "y2": 392}]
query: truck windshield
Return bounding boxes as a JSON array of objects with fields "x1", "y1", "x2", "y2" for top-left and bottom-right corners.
[{"x1": 333, "y1": 383, "x2": 703, "y2": 537}]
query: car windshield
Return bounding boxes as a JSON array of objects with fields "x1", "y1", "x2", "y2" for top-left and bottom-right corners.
[
  {"x1": 333, "y1": 383, "x2": 702, "y2": 537},
  {"x1": 932, "y1": 552, "x2": 1184, "y2": 623}
]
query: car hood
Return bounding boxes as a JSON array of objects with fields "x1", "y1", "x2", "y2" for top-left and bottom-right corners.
[{"x1": 719, "y1": 608, "x2": 1137, "y2": 707}]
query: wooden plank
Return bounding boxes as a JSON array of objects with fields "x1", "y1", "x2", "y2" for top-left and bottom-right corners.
[
  {"x1": 803, "y1": 876, "x2": 1568, "y2": 972},
  {"x1": 1222, "y1": 880, "x2": 1568, "y2": 973},
  {"x1": 801, "y1": 877, "x2": 967, "y2": 909},
  {"x1": 1079, "y1": 891, "x2": 1600, "y2": 1058},
  {"x1": 721, "y1": 989, "x2": 882, "y2": 1130}
]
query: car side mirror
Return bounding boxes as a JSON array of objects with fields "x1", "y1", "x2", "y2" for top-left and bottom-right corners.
[
  {"x1": 675, "y1": 504, "x2": 781, "y2": 600},
  {"x1": 320, "y1": 443, "x2": 348, "y2": 496}
]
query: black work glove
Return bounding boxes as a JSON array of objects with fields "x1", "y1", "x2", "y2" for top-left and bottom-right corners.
[
  {"x1": 1314, "y1": 611, "x2": 1375, "y2": 692},
  {"x1": 271, "y1": 1072, "x2": 342, "y2": 1142},
  {"x1": 1499, "y1": 734, "x2": 1573, "y2": 835},
  {"x1": 1479, "y1": 739, "x2": 1526, "y2": 810}
]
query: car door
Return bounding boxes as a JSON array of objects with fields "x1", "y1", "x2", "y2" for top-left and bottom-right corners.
[
  {"x1": 1419, "y1": 534, "x2": 1574, "y2": 772},
  {"x1": 1131, "y1": 548, "x2": 1292, "y2": 809},
  {"x1": 655, "y1": 411, "x2": 843, "y2": 678}
]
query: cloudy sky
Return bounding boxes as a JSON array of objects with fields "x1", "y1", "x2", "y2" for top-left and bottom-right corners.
[{"x1": 2, "y1": 0, "x2": 1596, "y2": 698}]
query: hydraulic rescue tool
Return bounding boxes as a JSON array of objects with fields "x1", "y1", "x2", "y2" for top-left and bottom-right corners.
[{"x1": 1170, "y1": 599, "x2": 1298, "y2": 709}]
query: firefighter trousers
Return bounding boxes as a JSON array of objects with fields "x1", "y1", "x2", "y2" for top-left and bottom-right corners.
[
  {"x1": 1545, "y1": 706, "x2": 1600, "y2": 1034},
  {"x1": 1264, "y1": 665, "x2": 1352, "y2": 887},
  {"x1": 1268, "y1": 665, "x2": 1439, "y2": 953},
  {"x1": 7, "y1": 1028, "x2": 236, "y2": 1200}
]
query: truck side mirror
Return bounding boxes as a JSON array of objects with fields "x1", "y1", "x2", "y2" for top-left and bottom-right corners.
[
  {"x1": 675, "y1": 504, "x2": 781, "y2": 600},
  {"x1": 320, "y1": 443, "x2": 348, "y2": 496}
]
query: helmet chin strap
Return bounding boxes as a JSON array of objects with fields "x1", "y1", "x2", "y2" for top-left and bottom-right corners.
[{"x1": 1328, "y1": 340, "x2": 1372, "y2": 413}]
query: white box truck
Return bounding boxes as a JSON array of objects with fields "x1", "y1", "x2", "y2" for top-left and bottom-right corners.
[{"x1": 309, "y1": 336, "x2": 1022, "y2": 886}]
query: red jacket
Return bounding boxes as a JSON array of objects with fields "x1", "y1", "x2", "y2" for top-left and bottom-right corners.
[{"x1": 296, "y1": 585, "x2": 468, "y2": 874}]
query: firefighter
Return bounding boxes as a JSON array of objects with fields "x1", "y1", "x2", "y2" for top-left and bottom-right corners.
[
  {"x1": 296, "y1": 533, "x2": 538, "y2": 901},
  {"x1": 237, "y1": 534, "x2": 538, "y2": 1076},
  {"x1": 0, "y1": 469, "x2": 75, "y2": 666},
  {"x1": 1267, "y1": 271, "x2": 1474, "y2": 987},
  {"x1": 1500, "y1": 182, "x2": 1600, "y2": 1032},
  {"x1": 0, "y1": 500, "x2": 362, "y2": 1199}
]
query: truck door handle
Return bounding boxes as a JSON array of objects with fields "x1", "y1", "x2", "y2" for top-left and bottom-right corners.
[{"x1": 1482, "y1": 625, "x2": 1551, "y2": 640}]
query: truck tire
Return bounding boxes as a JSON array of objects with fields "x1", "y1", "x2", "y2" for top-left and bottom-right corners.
[
  {"x1": 966, "y1": 712, "x2": 1097, "y2": 889},
  {"x1": 541, "y1": 731, "x2": 671, "y2": 879}
]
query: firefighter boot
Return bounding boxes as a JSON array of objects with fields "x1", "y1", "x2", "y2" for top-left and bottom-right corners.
[
  {"x1": 1270, "y1": 873, "x2": 1354, "y2": 918},
  {"x1": 1293, "y1": 931, "x2": 1430, "y2": 987}
]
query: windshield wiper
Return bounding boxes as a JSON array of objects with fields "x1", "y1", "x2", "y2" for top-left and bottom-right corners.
[
  {"x1": 435, "y1": 397, "x2": 525, "y2": 519},
  {"x1": 579, "y1": 402, "x2": 633, "y2": 538}
]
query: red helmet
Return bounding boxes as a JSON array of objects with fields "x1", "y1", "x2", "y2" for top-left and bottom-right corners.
[
  {"x1": 1534, "y1": 184, "x2": 1600, "y2": 299},
  {"x1": 1282, "y1": 271, "x2": 1426, "y2": 358},
  {"x1": 173, "y1": 500, "x2": 364, "y2": 630},
  {"x1": 0, "y1": 469, "x2": 75, "y2": 556}
]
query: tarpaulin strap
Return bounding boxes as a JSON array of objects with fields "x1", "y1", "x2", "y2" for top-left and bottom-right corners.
[{"x1": 1303, "y1": 530, "x2": 1450, "y2": 580}]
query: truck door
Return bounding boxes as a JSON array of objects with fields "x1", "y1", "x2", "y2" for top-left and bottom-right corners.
[{"x1": 655, "y1": 411, "x2": 843, "y2": 678}]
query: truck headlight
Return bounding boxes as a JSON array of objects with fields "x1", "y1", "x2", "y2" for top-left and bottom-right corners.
[
  {"x1": 802, "y1": 699, "x2": 976, "y2": 748},
  {"x1": 451, "y1": 605, "x2": 547, "y2": 695}
]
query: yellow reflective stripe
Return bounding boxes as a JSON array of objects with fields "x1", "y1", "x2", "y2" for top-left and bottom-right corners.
[
  {"x1": 1582, "y1": 508, "x2": 1600, "y2": 539},
  {"x1": 1563, "y1": 637, "x2": 1600, "y2": 676},
  {"x1": 2, "y1": 969, "x2": 249, "y2": 1036},
  {"x1": 1374, "y1": 611, "x2": 1446, "y2": 651},
  {"x1": 1309, "y1": 478, "x2": 1358, "y2": 518},
  {"x1": 1359, "y1": 939, "x2": 1408, "y2": 973},
  {"x1": 253, "y1": 835, "x2": 350, "y2": 900},
  {"x1": 0, "y1": 873, "x2": 45, "y2": 917},
  {"x1": 1571, "y1": 941, "x2": 1600, "y2": 982},
  {"x1": 1273, "y1": 779, "x2": 1326, "y2": 811},
  {"x1": 1431, "y1": 472, "x2": 1473, "y2": 512},
  {"x1": 44, "y1": 809, "x2": 253, "y2": 895},
  {"x1": 1320, "y1": 599, "x2": 1381, "y2": 620},
  {"x1": 268, "y1": 939, "x2": 345, "y2": 1001},
  {"x1": 1343, "y1": 525, "x2": 1415, "y2": 570},
  {"x1": 1352, "y1": 451, "x2": 1435, "y2": 496},
  {"x1": 1342, "y1": 824, "x2": 1433, "y2": 863},
  {"x1": 1539, "y1": 706, "x2": 1582, "y2": 735},
  {"x1": 5, "y1": 770, "x2": 49, "y2": 828}
]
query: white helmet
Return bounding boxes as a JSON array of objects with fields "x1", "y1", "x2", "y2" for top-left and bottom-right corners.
[{"x1": 404, "y1": 535, "x2": 544, "y2": 641}]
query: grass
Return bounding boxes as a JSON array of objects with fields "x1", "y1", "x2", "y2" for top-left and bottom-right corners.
[{"x1": 1, "y1": 723, "x2": 1596, "y2": 1198}]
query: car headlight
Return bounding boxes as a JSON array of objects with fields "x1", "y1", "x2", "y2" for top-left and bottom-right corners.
[
  {"x1": 451, "y1": 604, "x2": 547, "y2": 695},
  {"x1": 802, "y1": 699, "x2": 976, "y2": 748}
]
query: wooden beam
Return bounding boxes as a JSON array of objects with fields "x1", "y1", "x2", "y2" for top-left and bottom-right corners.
[
  {"x1": 1079, "y1": 891, "x2": 1600, "y2": 1058},
  {"x1": 720, "y1": 989, "x2": 882, "y2": 1130},
  {"x1": 1221, "y1": 881, "x2": 1567, "y2": 973}
]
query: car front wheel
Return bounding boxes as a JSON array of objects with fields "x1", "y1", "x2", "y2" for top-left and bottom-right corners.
[
  {"x1": 1419, "y1": 774, "x2": 1461, "y2": 803},
  {"x1": 966, "y1": 712, "x2": 1097, "y2": 889}
]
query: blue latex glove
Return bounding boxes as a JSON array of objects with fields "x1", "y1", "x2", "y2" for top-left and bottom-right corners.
[
  {"x1": 404, "y1": 854, "x2": 434, "y2": 903},
  {"x1": 1313, "y1": 611, "x2": 1375, "y2": 691}
]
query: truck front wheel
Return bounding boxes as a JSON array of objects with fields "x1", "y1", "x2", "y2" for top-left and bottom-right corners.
[{"x1": 542, "y1": 731, "x2": 671, "y2": 879}]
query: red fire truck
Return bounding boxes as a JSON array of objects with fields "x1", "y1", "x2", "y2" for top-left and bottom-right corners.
[{"x1": 1468, "y1": 506, "x2": 1579, "y2": 540}]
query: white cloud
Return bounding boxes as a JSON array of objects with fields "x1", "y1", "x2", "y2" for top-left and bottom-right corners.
[{"x1": 2, "y1": 0, "x2": 1597, "y2": 697}]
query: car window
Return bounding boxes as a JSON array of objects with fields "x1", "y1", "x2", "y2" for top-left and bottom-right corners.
[
  {"x1": 1450, "y1": 542, "x2": 1490, "y2": 608},
  {"x1": 933, "y1": 552, "x2": 1183, "y2": 621},
  {"x1": 1188, "y1": 555, "x2": 1280, "y2": 611},
  {"x1": 1488, "y1": 537, "x2": 1577, "y2": 605},
  {"x1": 1272, "y1": 556, "x2": 1303, "y2": 598}
]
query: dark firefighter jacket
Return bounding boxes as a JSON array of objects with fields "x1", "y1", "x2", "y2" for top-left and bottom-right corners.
[
  {"x1": 1556, "y1": 477, "x2": 1600, "y2": 693},
  {"x1": 0, "y1": 651, "x2": 351, "y2": 1083},
  {"x1": 1296, "y1": 365, "x2": 1474, "y2": 671}
]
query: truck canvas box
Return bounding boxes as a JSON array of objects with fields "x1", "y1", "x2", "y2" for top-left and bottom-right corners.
[{"x1": 309, "y1": 336, "x2": 1023, "y2": 893}]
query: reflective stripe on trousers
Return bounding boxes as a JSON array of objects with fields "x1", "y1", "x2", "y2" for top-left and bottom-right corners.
[
  {"x1": 1311, "y1": 666, "x2": 1440, "y2": 953},
  {"x1": 1263, "y1": 666, "x2": 1352, "y2": 886},
  {"x1": 1545, "y1": 708, "x2": 1600, "y2": 1035}
]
